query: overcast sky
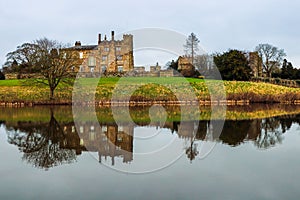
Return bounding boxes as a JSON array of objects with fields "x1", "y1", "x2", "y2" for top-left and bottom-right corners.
[{"x1": 1, "y1": 0, "x2": 300, "y2": 68}]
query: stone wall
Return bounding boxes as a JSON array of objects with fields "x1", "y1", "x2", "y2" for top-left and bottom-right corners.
[
  {"x1": 4, "y1": 73, "x2": 43, "y2": 79},
  {"x1": 251, "y1": 77, "x2": 300, "y2": 88}
]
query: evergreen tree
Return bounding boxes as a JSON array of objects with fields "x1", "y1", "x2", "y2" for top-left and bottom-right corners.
[
  {"x1": 0, "y1": 70, "x2": 5, "y2": 80},
  {"x1": 184, "y1": 33, "x2": 200, "y2": 66},
  {"x1": 214, "y1": 50, "x2": 252, "y2": 81}
]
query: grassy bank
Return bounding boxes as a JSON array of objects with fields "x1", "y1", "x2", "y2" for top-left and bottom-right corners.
[{"x1": 1, "y1": 77, "x2": 300, "y2": 104}]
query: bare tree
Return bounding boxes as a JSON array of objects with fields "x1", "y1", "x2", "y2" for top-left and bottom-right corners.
[
  {"x1": 255, "y1": 118, "x2": 283, "y2": 149},
  {"x1": 5, "y1": 38, "x2": 82, "y2": 99},
  {"x1": 7, "y1": 108, "x2": 76, "y2": 169},
  {"x1": 4, "y1": 43, "x2": 40, "y2": 74},
  {"x1": 34, "y1": 38, "x2": 83, "y2": 99},
  {"x1": 186, "y1": 139, "x2": 199, "y2": 162},
  {"x1": 255, "y1": 44, "x2": 286, "y2": 78},
  {"x1": 193, "y1": 54, "x2": 215, "y2": 76},
  {"x1": 184, "y1": 33, "x2": 200, "y2": 66}
]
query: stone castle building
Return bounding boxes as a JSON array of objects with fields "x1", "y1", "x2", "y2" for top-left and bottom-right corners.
[
  {"x1": 248, "y1": 52, "x2": 263, "y2": 77},
  {"x1": 177, "y1": 56, "x2": 196, "y2": 77},
  {"x1": 62, "y1": 122, "x2": 134, "y2": 165},
  {"x1": 70, "y1": 31, "x2": 134, "y2": 76}
]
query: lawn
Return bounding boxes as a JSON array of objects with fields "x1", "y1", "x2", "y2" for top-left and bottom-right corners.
[
  {"x1": 0, "y1": 77, "x2": 205, "y2": 87},
  {"x1": 0, "y1": 77, "x2": 300, "y2": 103},
  {"x1": 0, "y1": 79, "x2": 22, "y2": 86}
]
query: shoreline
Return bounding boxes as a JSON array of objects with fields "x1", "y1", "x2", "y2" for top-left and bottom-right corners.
[{"x1": 2, "y1": 99, "x2": 300, "y2": 107}]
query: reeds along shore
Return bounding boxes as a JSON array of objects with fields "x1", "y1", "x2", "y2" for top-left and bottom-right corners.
[
  {"x1": 1, "y1": 98, "x2": 300, "y2": 107},
  {"x1": 1, "y1": 103, "x2": 300, "y2": 123}
]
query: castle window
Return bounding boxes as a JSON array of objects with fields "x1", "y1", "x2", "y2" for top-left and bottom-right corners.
[
  {"x1": 117, "y1": 135, "x2": 123, "y2": 142},
  {"x1": 79, "y1": 65, "x2": 84, "y2": 72},
  {"x1": 80, "y1": 139, "x2": 84, "y2": 146},
  {"x1": 117, "y1": 55, "x2": 123, "y2": 60},
  {"x1": 116, "y1": 46, "x2": 121, "y2": 51},
  {"x1": 79, "y1": 52, "x2": 83, "y2": 59},
  {"x1": 90, "y1": 67, "x2": 95, "y2": 73},
  {"x1": 101, "y1": 65, "x2": 107, "y2": 72},
  {"x1": 101, "y1": 126, "x2": 107, "y2": 132},
  {"x1": 102, "y1": 55, "x2": 107, "y2": 61},
  {"x1": 89, "y1": 132, "x2": 95, "y2": 141},
  {"x1": 88, "y1": 56, "x2": 96, "y2": 67},
  {"x1": 104, "y1": 47, "x2": 109, "y2": 52},
  {"x1": 119, "y1": 126, "x2": 124, "y2": 131},
  {"x1": 118, "y1": 66, "x2": 123, "y2": 72}
]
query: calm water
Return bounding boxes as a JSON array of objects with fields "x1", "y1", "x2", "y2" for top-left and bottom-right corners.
[{"x1": 1, "y1": 105, "x2": 300, "y2": 200}]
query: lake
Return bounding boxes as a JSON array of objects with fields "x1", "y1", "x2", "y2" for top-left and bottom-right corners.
[{"x1": 0, "y1": 105, "x2": 300, "y2": 200}]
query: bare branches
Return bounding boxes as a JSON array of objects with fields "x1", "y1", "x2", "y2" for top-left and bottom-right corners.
[
  {"x1": 6, "y1": 38, "x2": 82, "y2": 100},
  {"x1": 255, "y1": 44, "x2": 286, "y2": 78}
]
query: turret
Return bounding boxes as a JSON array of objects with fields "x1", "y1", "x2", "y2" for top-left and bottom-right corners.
[
  {"x1": 111, "y1": 31, "x2": 115, "y2": 41},
  {"x1": 75, "y1": 41, "x2": 81, "y2": 46},
  {"x1": 98, "y1": 34, "x2": 101, "y2": 44}
]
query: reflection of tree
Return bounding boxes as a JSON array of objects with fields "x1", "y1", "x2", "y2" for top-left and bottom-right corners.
[
  {"x1": 7, "y1": 109, "x2": 76, "y2": 170},
  {"x1": 186, "y1": 139, "x2": 199, "y2": 162},
  {"x1": 280, "y1": 116, "x2": 294, "y2": 133},
  {"x1": 255, "y1": 118, "x2": 283, "y2": 149},
  {"x1": 219, "y1": 120, "x2": 250, "y2": 146}
]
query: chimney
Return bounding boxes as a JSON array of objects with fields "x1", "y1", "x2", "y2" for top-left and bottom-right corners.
[
  {"x1": 75, "y1": 41, "x2": 81, "y2": 46},
  {"x1": 98, "y1": 33, "x2": 101, "y2": 44},
  {"x1": 111, "y1": 31, "x2": 115, "y2": 41}
]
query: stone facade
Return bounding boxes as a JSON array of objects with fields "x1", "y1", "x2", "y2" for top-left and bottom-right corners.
[
  {"x1": 63, "y1": 122, "x2": 134, "y2": 165},
  {"x1": 177, "y1": 56, "x2": 196, "y2": 77},
  {"x1": 248, "y1": 52, "x2": 263, "y2": 77},
  {"x1": 70, "y1": 31, "x2": 134, "y2": 77}
]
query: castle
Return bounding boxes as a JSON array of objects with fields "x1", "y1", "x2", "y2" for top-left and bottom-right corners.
[{"x1": 70, "y1": 31, "x2": 134, "y2": 77}]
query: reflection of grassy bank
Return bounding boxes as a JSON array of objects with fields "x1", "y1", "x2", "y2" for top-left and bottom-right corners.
[
  {"x1": 1, "y1": 78, "x2": 300, "y2": 103},
  {"x1": 1, "y1": 104, "x2": 300, "y2": 123}
]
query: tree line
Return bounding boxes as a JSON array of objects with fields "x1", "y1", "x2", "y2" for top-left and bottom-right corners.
[
  {"x1": 168, "y1": 33, "x2": 299, "y2": 81},
  {"x1": 1, "y1": 33, "x2": 299, "y2": 100}
]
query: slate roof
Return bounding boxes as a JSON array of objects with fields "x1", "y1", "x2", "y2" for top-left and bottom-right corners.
[{"x1": 68, "y1": 45, "x2": 98, "y2": 50}]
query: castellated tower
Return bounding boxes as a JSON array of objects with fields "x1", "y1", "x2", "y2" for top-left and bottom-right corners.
[{"x1": 70, "y1": 31, "x2": 134, "y2": 76}]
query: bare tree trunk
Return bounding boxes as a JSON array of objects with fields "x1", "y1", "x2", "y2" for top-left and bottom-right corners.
[
  {"x1": 50, "y1": 88, "x2": 54, "y2": 100},
  {"x1": 191, "y1": 35, "x2": 194, "y2": 66}
]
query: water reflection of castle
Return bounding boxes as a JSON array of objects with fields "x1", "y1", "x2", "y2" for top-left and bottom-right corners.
[
  {"x1": 62, "y1": 122, "x2": 134, "y2": 165},
  {"x1": 4, "y1": 113, "x2": 299, "y2": 169},
  {"x1": 56, "y1": 118, "x2": 275, "y2": 163}
]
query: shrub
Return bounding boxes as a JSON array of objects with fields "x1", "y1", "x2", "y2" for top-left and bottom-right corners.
[{"x1": 0, "y1": 71, "x2": 5, "y2": 80}]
